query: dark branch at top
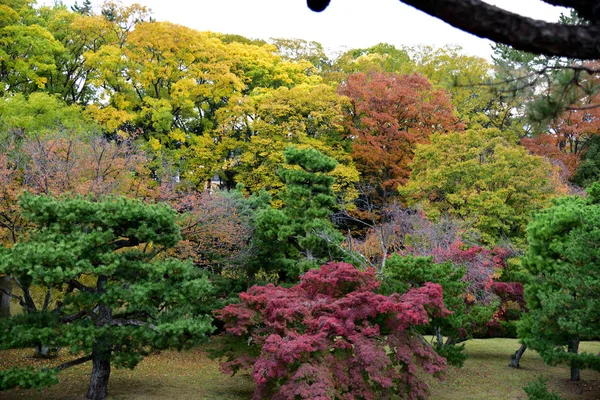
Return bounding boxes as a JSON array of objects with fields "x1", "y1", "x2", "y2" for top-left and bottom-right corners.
[
  {"x1": 541, "y1": 0, "x2": 600, "y2": 22},
  {"x1": 308, "y1": 0, "x2": 600, "y2": 59}
]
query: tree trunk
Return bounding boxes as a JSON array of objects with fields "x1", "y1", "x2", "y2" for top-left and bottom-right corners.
[
  {"x1": 0, "y1": 275, "x2": 11, "y2": 318},
  {"x1": 35, "y1": 343, "x2": 51, "y2": 358},
  {"x1": 508, "y1": 344, "x2": 527, "y2": 368},
  {"x1": 87, "y1": 276, "x2": 112, "y2": 400},
  {"x1": 435, "y1": 326, "x2": 444, "y2": 347},
  {"x1": 86, "y1": 351, "x2": 111, "y2": 400},
  {"x1": 34, "y1": 342, "x2": 60, "y2": 359},
  {"x1": 568, "y1": 338, "x2": 580, "y2": 382}
]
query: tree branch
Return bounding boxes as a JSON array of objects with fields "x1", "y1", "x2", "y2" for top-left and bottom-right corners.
[
  {"x1": 111, "y1": 238, "x2": 140, "y2": 250},
  {"x1": 310, "y1": 0, "x2": 600, "y2": 59},
  {"x1": 42, "y1": 287, "x2": 52, "y2": 312},
  {"x1": 400, "y1": 0, "x2": 600, "y2": 59},
  {"x1": 61, "y1": 310, "x2": 89, "y2": 324},
  {"x1": 111, "y1": 318, "x2": 156, "y2": 330},
  {"x1": 0, "y1": 287, "x2": 27, "y2": 309},
  {"x1": 112, "y1": 311, "x2": 155, "y2": 321},
  {"x1": 69, "y1": 280, "x2": 94, "y2": 293},
  {"x1": 54, "y1": 355, "x2": 93, "y2": 371},
  {"x1": 540, "y1": 0, "x2": 599, "y2": 23}
]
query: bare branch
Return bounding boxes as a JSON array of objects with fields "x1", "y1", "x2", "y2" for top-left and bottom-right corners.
[
  {"x1": 111, "y1": 319, "x2": 156, "y2": 330},
  {"x1": 0, "y1": 287, "x2": 27, "y2": 309},
  {"x1": 54, "y1": 355, "x2": 93, "y2": 371}
]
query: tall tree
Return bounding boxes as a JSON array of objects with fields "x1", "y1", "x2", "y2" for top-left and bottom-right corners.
[
  {"x1": 519, "y1": 185, "x2": 600, "y2": 381},
  {"x1": 0, "y1": 194, "x2": 213, "y2": 399},
  {"x1": 41, "y1": 5, "x2": 116, "y2": 104},
  {"x1": 339, "y1": 71, "x2": 460, "y2": 204},
  {"x1": 330, "y1": 43, "x2": 413, "y2": 83},
  {"x1": 0, "y1": 2, "x2": 62, "y2": 95},
  {"x1": 400, "y1": 128, "x2": 558, "y2": 244},
  {"x1": 571, "y1": 134, "x2": 600, "y2": 187},
  {"x1": 253, "y1": 147, "x2": 342, "y2": 280},
  {"x1": 213, "y1": 82, "x2": 357, "y2": 200},
  {"x1": 0, "y1": 132, "x2": 155, "y2": 320}
]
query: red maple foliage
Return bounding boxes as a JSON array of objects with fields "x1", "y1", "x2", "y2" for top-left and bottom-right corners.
[
  {"x1": 338, "y1": 72, "x2": 461, "y2": 203},
  {"x1": 215, "y1": 262, "x2": 449, "y2": 400},
  {"x1": 521, "y1": 134, "x2": 580, "y2": 178}
]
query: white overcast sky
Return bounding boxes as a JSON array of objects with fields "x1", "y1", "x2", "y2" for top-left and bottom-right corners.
[{"x1": 47, "y1": 0, "x2": 567, "y2": 60}]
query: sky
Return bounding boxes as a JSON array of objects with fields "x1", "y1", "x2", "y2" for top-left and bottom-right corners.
[{"x1": 49, "y1": 0, "x2": 567, "y2": 60}]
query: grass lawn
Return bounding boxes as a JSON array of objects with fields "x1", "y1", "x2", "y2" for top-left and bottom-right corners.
[{"x1": 0, "y1": 338, "x2": 598, "y2": 399}]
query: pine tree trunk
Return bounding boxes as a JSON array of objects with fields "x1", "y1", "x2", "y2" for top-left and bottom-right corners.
[
  {"x1": 86, "y1": 351, "x2": 111, "y2": 400},
  {"x1": 508, "y1": 344, "x2": 527, "y2": 368},
  {"x1": 435, "y1": 326, "x2": 444, "y2": 347},
  {"x1": 35, "y1": 343, "x2": 50, "y2": 358},
  {"x1": 34, "y1": 342, "x2": 60, "y2": 359},
  {"x1": 568, "y1": 338, "x2": 580, "y2": 382},
  {"x1": 87, "y1": 276, "x2": 112, "y2": 400},
  {"x1": 0, "y1": 275, "x2": 11, "y2": 318}
]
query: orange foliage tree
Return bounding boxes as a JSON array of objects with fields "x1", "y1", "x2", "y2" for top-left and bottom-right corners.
[
  {"x1": 522, "y1": 61, "x2": 600, "y2": 184},
  {"x1": 338, "y1": 72, "x2": 461, "y2": 204},
  {"x1": 522, "y1": 106, "x2": 600, "y2": 179}
]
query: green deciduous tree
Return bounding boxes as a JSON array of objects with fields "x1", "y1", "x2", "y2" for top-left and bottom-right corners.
[
  {"x1": 213, "y1": 82, "x2": 357, "y2": 200},
  {"x1": 0, "y1": 10, "x2": 63, "y2": 95},
  {"x1": 0, "y1": 194, "x2": 213, "y2": 399},
  {"x1": 519, "y1": 186, "x2": 600, "y2": 381},
  {"x1": 0, "y1": 92, "x2": 97, "y2": 136},
  {"x1": 400, "y1": 128, "x2": 557, "y2": 244}
]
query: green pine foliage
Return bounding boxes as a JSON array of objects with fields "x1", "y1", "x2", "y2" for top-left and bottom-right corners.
[
  {"x1": 519, "y1": 184, "x2": 600, "y2": 380},
  {"x1": 523, "y1": 378, "x2": 564, "y2": 400},
  {"x1": 253, "y1": 147, "x2": 343, "y2": 280},
  {"x1": 571, "y1": 134, "x2": 600, "y2": 188},
  {"x1": 0, "y1": 194, "x2": 213, "y2": 397}
]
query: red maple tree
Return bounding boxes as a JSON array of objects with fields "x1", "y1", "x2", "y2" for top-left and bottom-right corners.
[{"x1": 215, "y1": 262, "x2": 449, "y2": 400}]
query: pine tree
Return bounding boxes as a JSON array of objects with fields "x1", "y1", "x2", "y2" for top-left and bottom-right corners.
[
  {"x1": 519, "y1": 184, "x2": 600, "y2": 381},
  {"x1": 254, "y1": 147, "x2": 343, "y2": 280},
  {"x1": 0, "y1": 194, "x2": 213, "y2": 399}
]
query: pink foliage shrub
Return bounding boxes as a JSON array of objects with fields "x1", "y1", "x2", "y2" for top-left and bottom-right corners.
[
  {"x1": 215, "y1": 262, "x2": 449, "y2": 400},
  {"x1": 402, "y1": 238, "x2": 512, "y2": 303}
]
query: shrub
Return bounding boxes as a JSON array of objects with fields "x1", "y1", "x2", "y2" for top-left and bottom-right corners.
[{"x1": 214, "y1": 262, "x2": 449, "y2": 400}]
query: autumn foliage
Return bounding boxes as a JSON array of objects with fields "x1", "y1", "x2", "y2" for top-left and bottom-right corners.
[
  {"x1": 215, "y1": 262, "x2": 449, "y2": 400},
  {"x1": 339, "y1": 72, "x2": 461, "y2": 201}
]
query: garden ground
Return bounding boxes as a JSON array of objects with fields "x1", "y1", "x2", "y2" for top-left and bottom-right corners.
[{"x1": 0, "y1": 338, "x2": 598, "y2": 399}]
